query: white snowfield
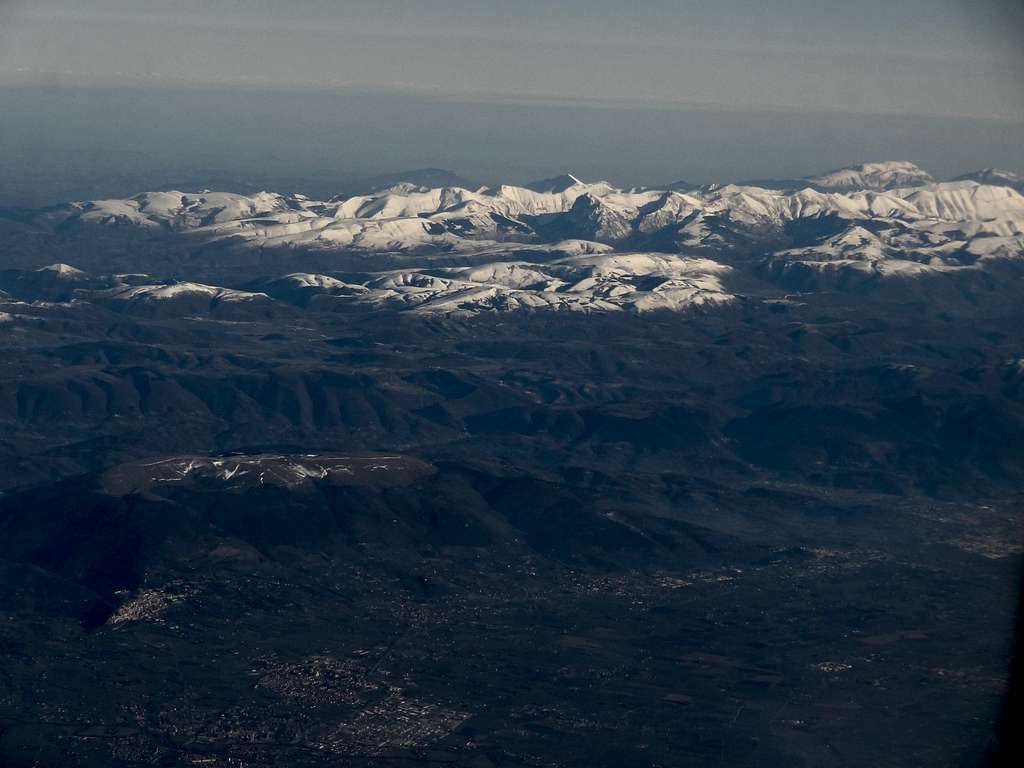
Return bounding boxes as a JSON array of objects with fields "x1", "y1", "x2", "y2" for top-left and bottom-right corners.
[
  {"x1": 104, "y1": 282, "x2": 269, "y2": 304},
  {"x1": 804, "y1": 160, "x2": 936, "y2": 192},
  {"x1": 78, "y1": 280, "x2": 274, "y2": 316},
  {"x1": 9, "y1": 254, "x2": 731, "y2": 316},
  {"x1": 349, "y1": 254, "x2": 735, "y2": 315},
  {"x1": 107, "y1": 283, "x2": 267, "y2": 301},
  {"x1": 28, "y1": 161, "x2": 1024, "y2": 314}
]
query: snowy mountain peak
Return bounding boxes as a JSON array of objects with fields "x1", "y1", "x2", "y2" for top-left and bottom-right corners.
[
  {"x1": 951, "y1": 168, "x2": 1024, "y2": 193},
  {"x1": 524, "y1": 173, "x2": 587, "y2": 193},
  {"x1": 806, "y1": 161, "x2": 935, "y2": 191},
  {"x1": 15, "y1": 159, "x2": 1024, "y2": 314},
  {"x1": 38, "y1": 263, "x2": 87, "y2": 277}
]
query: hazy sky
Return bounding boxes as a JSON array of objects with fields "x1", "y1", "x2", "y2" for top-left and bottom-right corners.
[
  {"x1": 3, "y1": 0, "x2": 1023, "y2": 118},
  {"x1": 1, "y1": 1, "x2": 1023, "y2": 204}
]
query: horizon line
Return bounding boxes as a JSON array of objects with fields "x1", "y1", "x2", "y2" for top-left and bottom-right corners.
[{"x1": 3, "y1": 69, "x2": 1024, "y2": 125}]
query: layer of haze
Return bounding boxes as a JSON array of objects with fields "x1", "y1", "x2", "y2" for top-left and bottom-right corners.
[{"x1": 1, "y1": 1, "x2": 1023, "y2": 205}]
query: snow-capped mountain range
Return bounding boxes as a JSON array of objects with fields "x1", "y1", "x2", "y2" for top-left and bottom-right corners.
[{"x1": 6, "y1": 161, "x2": 1024, "y2": 315}]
